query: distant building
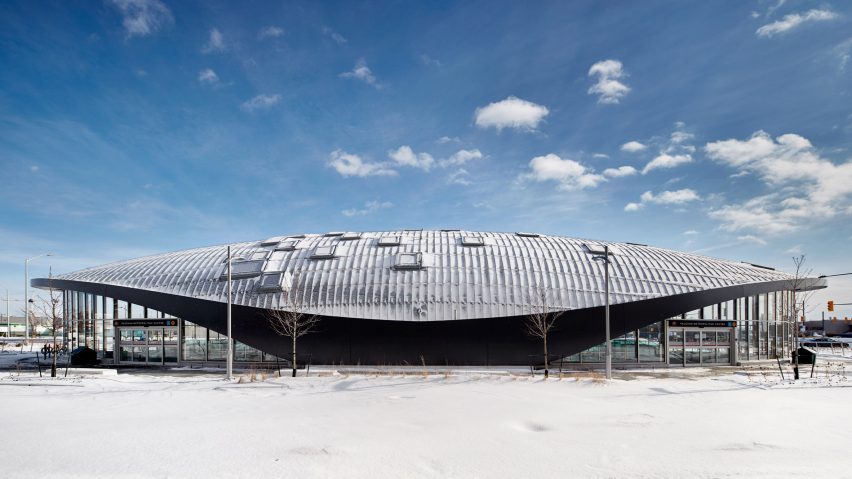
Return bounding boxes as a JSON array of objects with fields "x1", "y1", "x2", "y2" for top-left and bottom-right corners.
[
  {"x1": 0, "y1": 316, "x2": 49, "y2": 338},
  {"x1": 33, "y1": 230, "x2": 826, "y2": 367}
]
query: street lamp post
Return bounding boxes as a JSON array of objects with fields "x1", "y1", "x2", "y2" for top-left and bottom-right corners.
[
  {"x1": 25, "y1": 253, "x2": 53, "y2": 340},
  {"x1": 2, "y1": 291, "x2": 24, "y2": 338},
  {"x1": 222, "y1": 247, "x2": 246, "y2": 381},
  {"x1": 593, "y1": 246, "x2": 613, "y2": 380},
  {"x1": 227, "y1": 246, "x2": 233, "y2": 380}
]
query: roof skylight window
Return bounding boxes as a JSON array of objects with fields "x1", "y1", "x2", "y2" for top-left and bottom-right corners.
[
  {"x1": 249, "y1": 250, "x2": 270, "y2": 261},
  {"x1": 219, "y1": 260, "x2": 265, "y2": 280},
  {"x1": 340, "y1": 232, "x2": 361, "y2": 240},
  {"x1": 324, "y1": 232, "x2": 344, "y2": 237},
  {"x1": 462, "y1": 236, "x2": 485, "y2": 246},
  {"x1": 310, "y1": 245, "x2": 336, "y2": 259},
  {"x1": 260, "y1": 236, "x2": 285, "y2": 246},
  {"x1": 377, "y1": 236, "x2": 401, "y2": 246},
  {"x1": 583, "y1": 243, "x2": 620, "y2": 255},
  {"x1": 256, "y1": 272, "x2": 285, "y2": 292},
  {"x1": 394, "y1": 253, "x2": 422, "y2": 270},
  {"x1": 275, "y1": 240, "x2": 299, "y2": 251},
  {"x1": 516, "y1": 232, "x2": 540, "y2": 238}
]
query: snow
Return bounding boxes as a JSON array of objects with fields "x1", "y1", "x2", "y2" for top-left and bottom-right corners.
[{"x1": 1, "y1": 365, "x2": 851, "y2": 478}]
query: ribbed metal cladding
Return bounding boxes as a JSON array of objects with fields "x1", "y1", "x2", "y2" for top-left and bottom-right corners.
[{"x1": 56, "y1": 231, "x2": 795, "y2": 322}]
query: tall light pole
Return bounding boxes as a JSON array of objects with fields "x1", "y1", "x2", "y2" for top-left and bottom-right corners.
[
  {"x1": 2, "y1": 291, "x2": 24, "y2": 338},
  {"x1": 593, "y1": 246, "x2": 613, "y2": 380},
  {"x1": 25, "y1": 253, "x2": 53, "y2": 339},
  {"x1": 222, "y1": 247, "x2": 245, "y2": 381}
]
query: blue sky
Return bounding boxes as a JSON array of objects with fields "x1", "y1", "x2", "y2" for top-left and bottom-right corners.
[{"x1": 1, "y1": 0, "x2": 851, "y2": 318}]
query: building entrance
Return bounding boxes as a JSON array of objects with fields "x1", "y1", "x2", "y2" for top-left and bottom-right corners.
[
  {"x1": 667, "y1": 320, "x2": 736, "y2": 366},
  {"x1": 114, "y1": 320, "x2": 179, "y2": 366}
]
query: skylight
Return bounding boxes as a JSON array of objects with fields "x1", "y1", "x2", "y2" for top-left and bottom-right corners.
[
  {"x1": 516, "y1": 232, "x2": 540, "y2": 238},
  {"x1": 377, "y1": 236, "x2": 401, "y2": 246},
  {"x1": 340, "y1": 232, "x2": 361, "y2": 240},
  {"x1": 260, "y1": 236, "x2": 285, "y2": 246},
  {"x1": 462, "y1": 236, "x2": 485, "y2": 246},
  {"x1": 324, "y1": 232, "x2": 344, "y2": 237},
  {"x1": 256, "y1": 272, "x2": 285, "y2": 292},
  {"x1": 394, "y1": 252, "x2": 422, "y2": 270},
  {"x1": 219, "y1": 260, "x2": 265, "y2": 280},
  {"x1": 249, "y1": 250, "x2": 270, "y2": 261},
  {"x1": 310, "y1": 245, "x2": 336, "y2": 259},
  {"x1": 276, "y1": 240, "x2": 299, "y2": 251},
  {"x1": 583, "y1": 243, "x2": 620, "y2": 255}
]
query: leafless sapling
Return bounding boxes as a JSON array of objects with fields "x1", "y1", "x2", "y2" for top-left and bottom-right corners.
[
  {"x1": 524, "y1": 286, "x2": 563, "y2": 379},
  {"x1": 33, "y1": 273, "x2": 64, "y2": 378},
  {"x1": 264, "y1": 278, "x2": 321, "y2": 377},
  {"x1": 782, "y1": 254, "x2": 818, "y2": 380}
]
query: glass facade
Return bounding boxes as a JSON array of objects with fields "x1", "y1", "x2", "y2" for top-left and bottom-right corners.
[
  {"x1": 563, "y1": 291, "x2": 795, "y2": 366},
  {"x1": 61, "y1": 289, "x2": 279, "y2": 366},
  {"x1": 60, "y1": 288, "x2": 795, "y2": 367}
]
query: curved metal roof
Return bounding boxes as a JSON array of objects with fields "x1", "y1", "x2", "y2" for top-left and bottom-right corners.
[{"x1": 54, "y1": 230, "x2": 796, "y2": 322}]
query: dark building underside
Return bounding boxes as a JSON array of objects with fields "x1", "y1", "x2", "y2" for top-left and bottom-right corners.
[{"x1": 33, "y1": 277, "x2": 819, "y2": 365}]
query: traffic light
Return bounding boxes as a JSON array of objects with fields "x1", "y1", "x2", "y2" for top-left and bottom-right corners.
[{"x1": 828, "y1": 300, "x2": 834, "y2": 312}]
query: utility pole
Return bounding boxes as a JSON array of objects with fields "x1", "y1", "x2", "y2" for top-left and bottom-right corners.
[
  {"x1": 25, "y1": 253, "x2": 53, "y2": 339},
  {"x1": 592, "y1": 246, "x2": 613, "y2": 380},
  {"x1": 226, "y1": 245, "x2": 233, "y2": 381},
  {"x1": 604, "y1": 245, "x2": 612, "y2": 381}
]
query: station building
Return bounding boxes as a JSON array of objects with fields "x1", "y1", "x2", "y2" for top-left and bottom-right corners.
[{"x1": 32, "y1": 230, "x2": 826, "y2": 368}]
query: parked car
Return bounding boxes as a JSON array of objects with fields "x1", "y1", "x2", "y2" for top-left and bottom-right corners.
[{"x1": 800, "y1": 337, "x2": 848, "y2": 348}]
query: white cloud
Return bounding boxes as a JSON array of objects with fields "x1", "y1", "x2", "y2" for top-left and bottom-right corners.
[
  {"x1": 328, "y1": 150, "x2": 397, "y2": 178},
  {"x1": 202, "y1": 28, "x2": 225, "y2": 53},
  {"x1": 197, "y1": 68, "x2": 219, "y2": 86},
  {"x1": 388, "y1": 146, "x2": 434, "y2": 171},
  {"x1": 737, "y1": 235, "x2": 768, "y2": 246},
  {"x1": 683, "y1": 230, "x2": 699, "y2": 235},
  {"x1": 592, "y1": 153, "x2": 610, "y2": 159},
  {"x1": 620, "y1": 141, "x2": 647, "y2": 153},
  {"x1": 756, "y1": 9, "x2": 838, "y2": 37},
  {"x1": 602, "y1": 166, "x2": 638, "y2": 178},
  {"x1": 440, "y1": 149, "x2": 483, "y2": 167},
  {"x1": 836, "y1": 37, "x2": 852, "y2": 71},
  {"x1": 704, "y1": 131, "x2": 852, "y2": 234},
  {"x1": 626, "y1": 189, "x2": 700, "y2": 213},
  {"x1": 30, "y1": 165, "x2": 39, "y2": 172},
  {"x1": 240, "y1": 94, "x2": 281, "y2": 112},
  {"x1": 587, "y1": 59, "x2": 630, "y2": 104},
  {"x1": 341, "y1": 200, "x2": 393, "y2": 217},
  {"x1": 520, "y1": 154, "x2": 605, "y2": 191},
  {"x1": 447, "y1": 169, "x2": 472, "y2": 186},
  {"x1": 323, "y1": 27, "x2": 347, "y2": 44},
  {"x1": 474, "y1": 96, "x2": 549, "y2": 131},
  {"x1": 421, "y1": 54, "x2": 441, "y2": 67},
  {"x1": 258, "y1": 26, "x2": 284, "y2": 40},
  {"x1": 340, "y1": 59, "x2": 379, "y2": 87},
  {"x1": 642, "y1": 154, "x2": 693, "y2": 174},
  {"x1": 670, "y1": 130, "x2": 695, "y2": 145},
  {"x1": 640, "y1": 189, "x2": 701, "y2": 205},
  {"x1": 108, "y1": 0, "x2": 173, "y2": 38},
  {"x1": 436, "y1": 136, "x2": 460, "y2": 144}
]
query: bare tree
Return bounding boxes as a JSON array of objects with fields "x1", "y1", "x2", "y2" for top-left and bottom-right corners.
[
  {"x1": 32, "y1": 273, "x2": 63, "y2": 378},
  {"x1": 524, "y1": 286, "x2": 563, "y2": 379},
  {"x1": 264, "y1": 275, "x2": 321, "y2": 377},
  {"x1": 779, "y1": 255, "x2": 819, "y2": 380}
]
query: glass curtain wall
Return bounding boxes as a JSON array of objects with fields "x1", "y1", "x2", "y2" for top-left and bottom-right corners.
[
  {"x1": 563, "y1": 290, "x2": 794, "y2": 364},
  {"x1": 181, "y1": 320, "x2": 278, "y2": 363}
]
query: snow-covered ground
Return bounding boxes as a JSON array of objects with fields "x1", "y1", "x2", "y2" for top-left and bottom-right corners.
[{"x1": 0, "y1": 364, "x2": 850, "y2": 479}]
